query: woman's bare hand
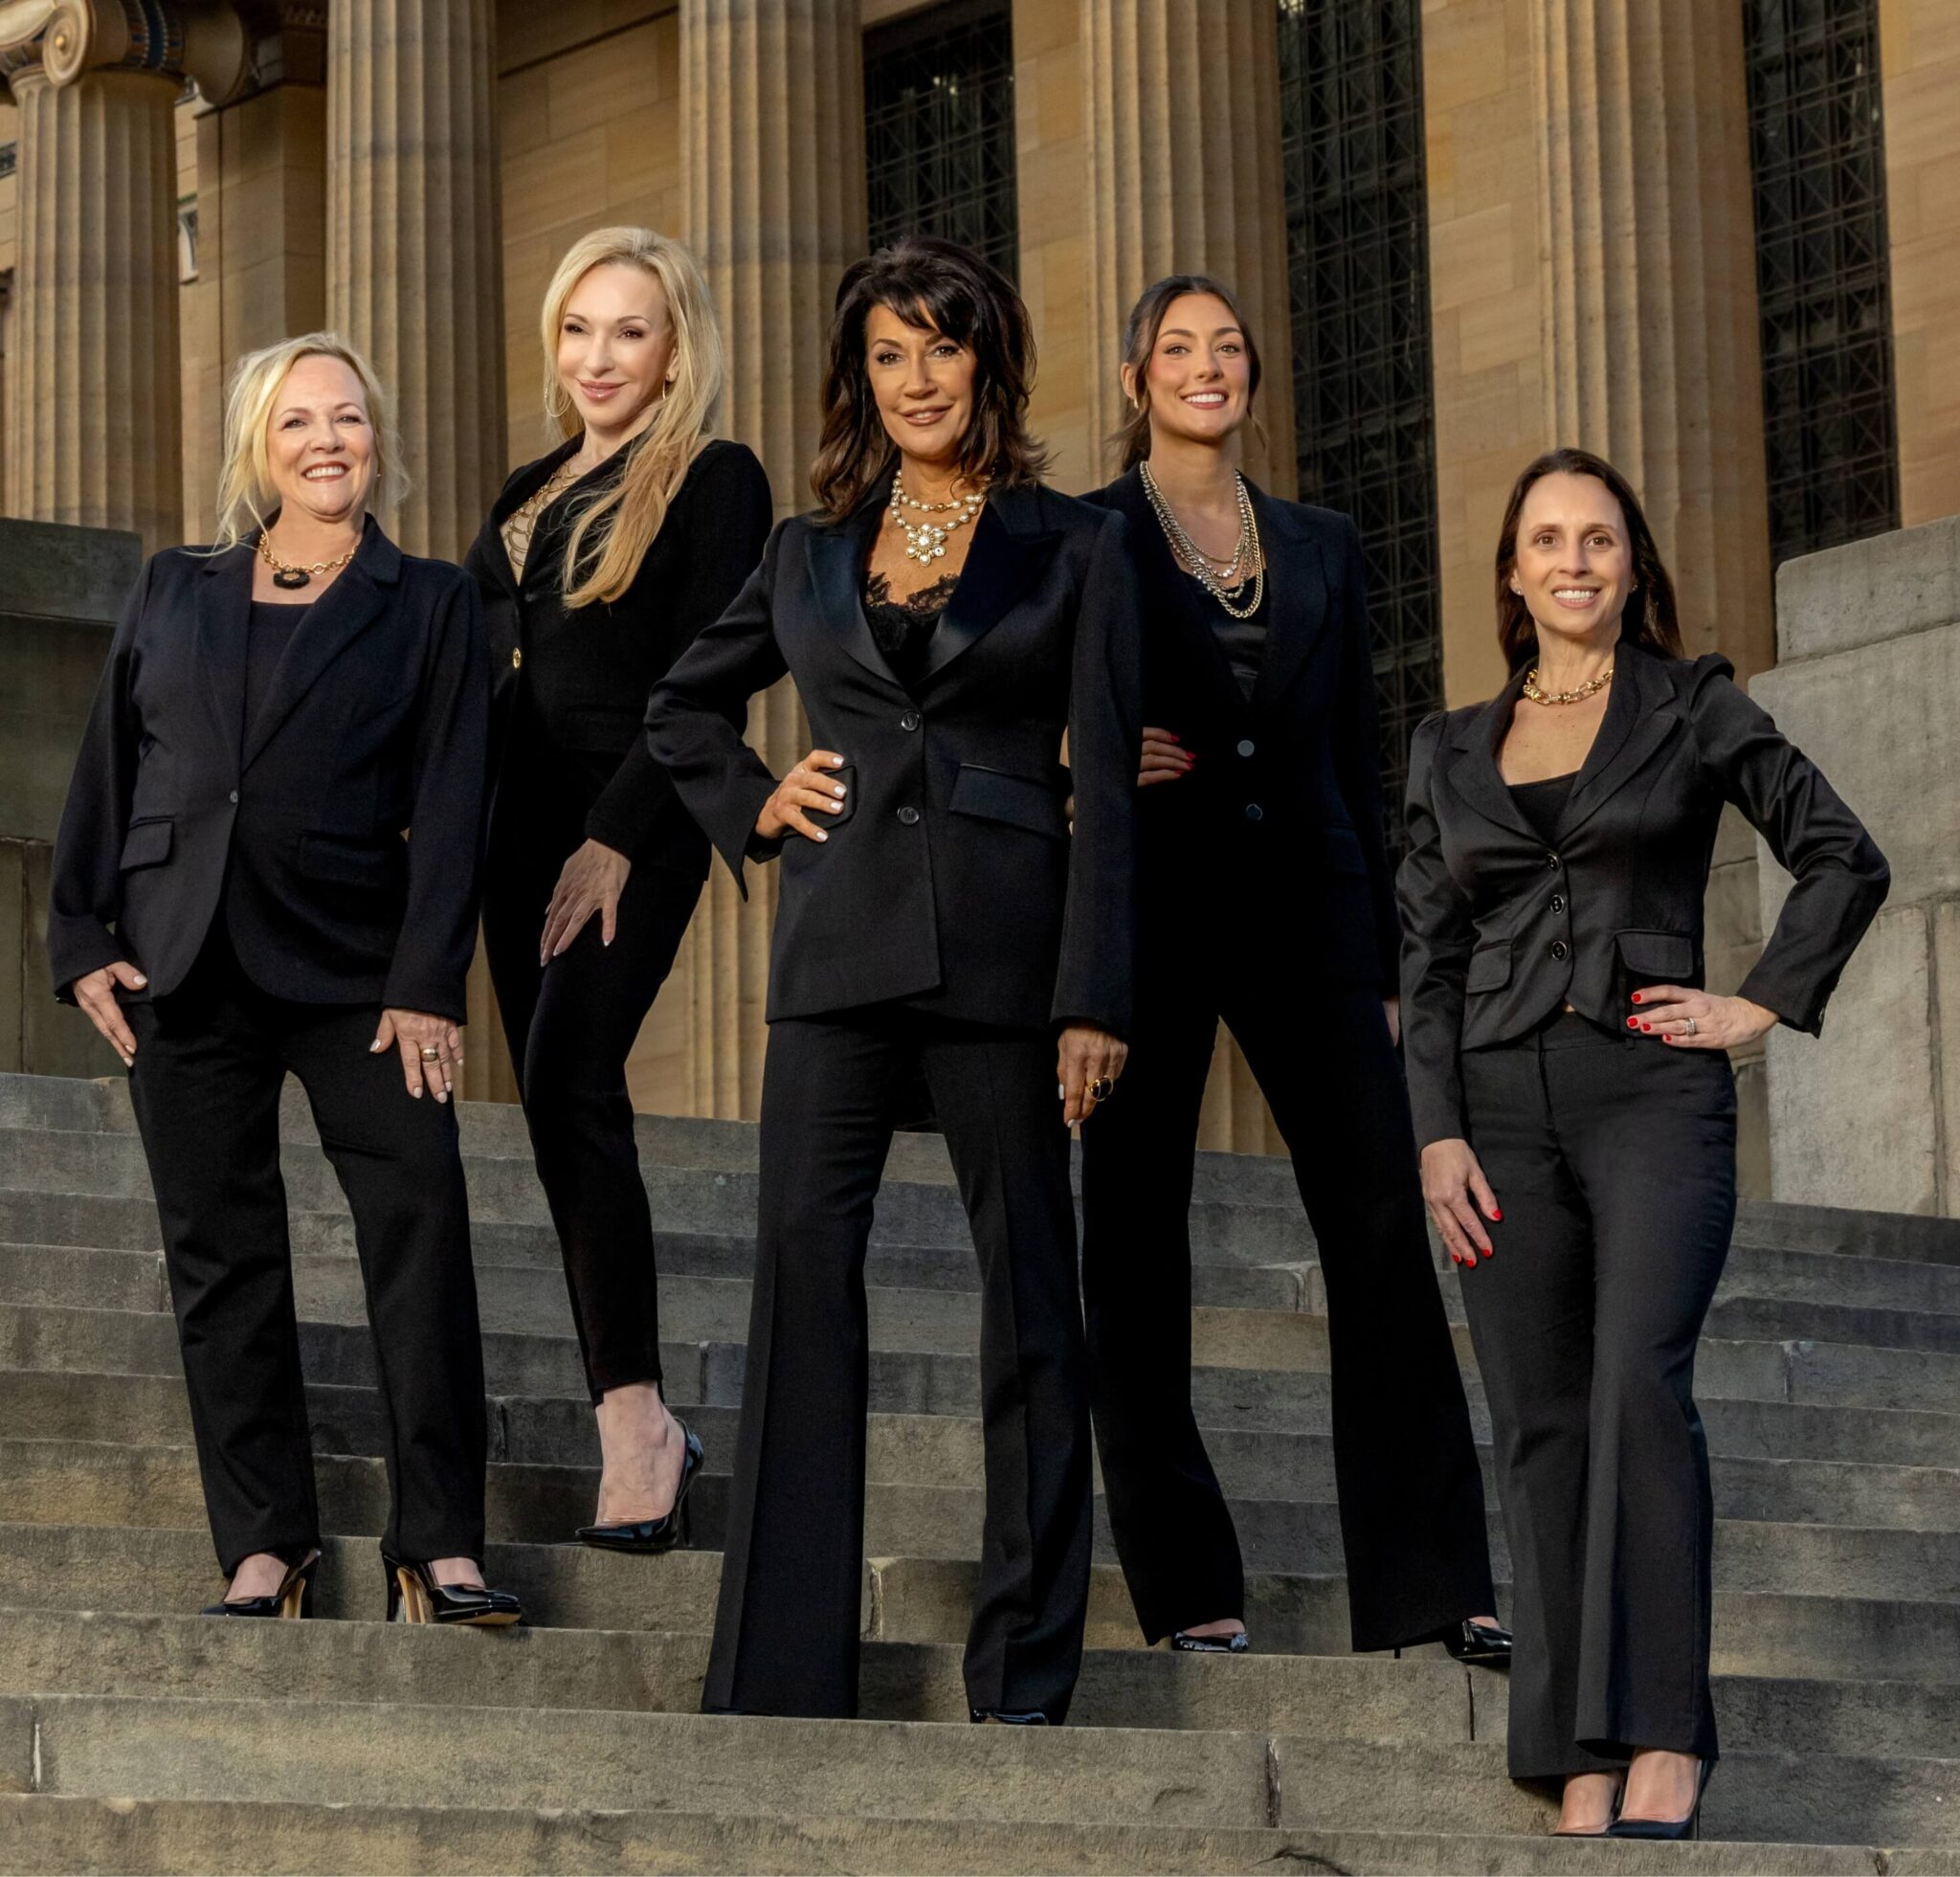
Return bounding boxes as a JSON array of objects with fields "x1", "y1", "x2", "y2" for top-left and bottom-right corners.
[
  {"x1": 1383, "y1": 995, "x2": 1401, "y2": 1049},
  {"x1": 539, "y1": 838, "x2": 632, "y2": 963},
  {"x1": 1058, "y1": 1024, "x2": 1128, "y2": 1128},
  {"x1": 1419, "y1": 1137, "x2": 1502, "y2": 1268},
  {"x1": 72, "y1": 961, "x2": 146, "y2": 1067},
  {"x1": 758, "y1": 749, "x2": 849, "y2": 843},
  {"x1": 1139, "y1": 726, "x2": 1194, "y2": 789},
  {"x1": 370, "y1": 1008, "x2": 461, "y2": 1103},
  {"x1": 1628, "y1": 984, "x2": 1778, "y2": 1049}
]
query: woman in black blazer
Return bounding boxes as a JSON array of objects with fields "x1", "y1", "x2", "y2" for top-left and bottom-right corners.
[
  {"x1": 465, "y1": 229, "x2": 770, "y2": 1551},
  {"x1": 48, "y1": 335, "x2": 520, "y2": 1627},
  {"x1": 647, "y1": 236, "x2": 1139, "y2": 1727},
  {"x1": 1399, "y1": 448, "x2": 1887, "y2": 1837},
  {"x1": 1078, "y1": 275, "x2": 1503, "y2": 1665}
]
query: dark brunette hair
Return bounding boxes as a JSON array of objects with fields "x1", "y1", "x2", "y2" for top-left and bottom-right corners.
[
  {"x1": 1113, "y1": 273, "x2": 1264, "y2": 474},
  {"x1": 812, "y1": 236, "x2": 1049, "y2": 521},
  {"x1": 1495, "y1": 448, "x2": 1684, "y2": 670}
]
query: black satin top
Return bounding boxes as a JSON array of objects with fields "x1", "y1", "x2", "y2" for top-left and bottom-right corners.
[{"x1": 1506, "y1": 771, "x2": 1576, "y2": 847}]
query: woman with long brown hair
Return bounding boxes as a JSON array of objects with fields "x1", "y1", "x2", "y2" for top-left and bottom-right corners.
[
  {"x1": 1079, "y1": 275, "x2": 1503, "y2": 1669},
  {"x1": 648, "y1": 235, "x2": 1141, "y2": 1726},
  {"x1": 1399, "y1": 448, "x2": 1887, "y2": 1836},
  {"x1": 465, "y1": 228, "x2": 770, "y2": 1552}
]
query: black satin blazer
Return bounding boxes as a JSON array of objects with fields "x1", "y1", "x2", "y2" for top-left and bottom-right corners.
[
  {"x1": 645, "y1": 477, "x2": 1143, "y2": 1036},
  {"x1": 1084, "y1": 467, "x2": 1400, "y2": 987},
  {"x1": 47, "y1": 518, "x2": 488, "y2": 1022},
  {"x1": 1397, "y1": 643, "x2": 1889, "y2": 1149}
]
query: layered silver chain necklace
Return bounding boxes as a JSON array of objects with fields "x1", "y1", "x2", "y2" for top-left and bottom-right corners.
[{"x1": 1139, "y1": 460, "x2": 1264, "y2": 619}]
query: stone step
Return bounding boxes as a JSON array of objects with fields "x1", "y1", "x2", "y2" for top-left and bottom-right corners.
[
  {"x1": 9, "y1": 1370, "x2": 1956, "y2": 1538},
  {"x1": 4, "y1": 1605, "x2": 1954, "y2": 1770},
  {"x1": 3, "y1": 1516, "x2": 1956, "y2": 1686},
  {"x1": 4, "y1": 1794, "x2": 1940, "y2": 1877},
  {"x1": 9, "y1": 1691, "x2": 1956, "y2": 1844}
]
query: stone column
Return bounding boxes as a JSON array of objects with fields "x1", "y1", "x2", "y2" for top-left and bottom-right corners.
[
  {"x1": 678, "y1": 0, "x2": 864, "y2": 1119},
  {"x1": 1, "y1": 4, "x2": 188, "y2": 556},
  {"x1": 1533, "y1": 0, "x2": 1773, "y2": 677},
  {"x1": 1081, "y1": 0, "x2": 1296, "y2": 495},
  {"x1": 326, "y1": 0, "x2": 503, "y2": 562}
]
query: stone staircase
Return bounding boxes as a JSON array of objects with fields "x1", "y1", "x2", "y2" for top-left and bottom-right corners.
[{"x1": 0, "y1": 1069, "x2": 1954, "y2": 1873}]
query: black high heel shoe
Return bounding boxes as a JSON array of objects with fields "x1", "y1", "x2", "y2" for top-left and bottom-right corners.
[
  {"x1": 1551, "y1": 1770, "x2": 1626, "y2": 1837},
  {"x1": 202, "y1": 1547, "x2": 322, "y2": 1619},
  {"x1": 576, "y1": 1420, "x2": 703, "y2": 1553},
  {"x1": 1170, "y1": 1629, "x2": 1250, "y2": 1654},
  {"x1": 1392, "y1": 1618, "x2": 1513, "y2": 1666},
  {"x1": 969, "y1": 1708, "x2": 1051, "y2": 1725},
  {"x1": 1608, "y1": 1758, "x2": 1713, "y2": 1841},
  {"x1": 382, "y1": 1552, "x2": 523, "y2": 1626}
]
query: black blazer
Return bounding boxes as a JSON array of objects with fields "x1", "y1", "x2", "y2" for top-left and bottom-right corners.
[
  {"x1": 645, "y1": 478, "x2": 1143, "y2": 1036},
  {"x1": 47, "y1": 518, "x2": 489, "y2": 1023},
  {"x1": 1397, "y1": 644, "x2": 1890, "y2": 1149},
  {"x1": 1084, "y1": 468, "x2": 1400, "y2": 987},
  {"x1": 466, "y1": 435, "x2": 772, "y2": 868}
]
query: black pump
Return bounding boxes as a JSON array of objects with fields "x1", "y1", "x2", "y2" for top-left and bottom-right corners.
[
  {"x1": 576, "y1": 1420, "x2": 704, "y2": 1553},
  {"x1": 382, "y1": 1552, "x2": 523, "y2": 1626},
  {"x1": 202, "y1": 1546, "x2": 322, "y2": 1620}
]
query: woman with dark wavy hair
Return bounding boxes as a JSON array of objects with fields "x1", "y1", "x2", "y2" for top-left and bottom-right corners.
[
  {"x1": 647, "y1": 235, "x2": 1142, "y2": 1726},
  {"x1": 1400, "y1": 447, "x2": 1887, "y2": 1837}
]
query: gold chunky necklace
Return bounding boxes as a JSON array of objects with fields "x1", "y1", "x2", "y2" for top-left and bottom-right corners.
[
  {"x1": 257, "y1": 530, "x2": 357, "y2": 591},
  {"x1": 1523, "y1": 664, "x2": 1614, "y2": 705},
  {"x1": 1139, "y1": 460, "x2": 1264, "y2": 620}
]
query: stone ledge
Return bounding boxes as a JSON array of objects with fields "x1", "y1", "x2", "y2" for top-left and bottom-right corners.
[{"x1": 1774, "y1": 513, "x2": 1960, "y2": 662}]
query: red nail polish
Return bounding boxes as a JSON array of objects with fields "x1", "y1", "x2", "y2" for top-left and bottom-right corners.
[
  {"x1": 1640, "y1": 1022, "x2": 1652, "y2": 1032},
  {"x1": 1491, "y1": 1210, "x2": 1503, "y2": 1221},
  {"x1": 1632, "y1": 993, "x2": 1643, "y2": 1004},
  {"x1": 1626, "y1": 1017, "x2": 1638, "y2": 1029}
]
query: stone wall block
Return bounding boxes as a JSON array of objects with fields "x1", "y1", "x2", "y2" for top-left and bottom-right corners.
[
  {"x1": 1936, "y1": 897, "x2": 1960, "y2": 1214},
  {"x1": 1773, "y1": 513, "x2": 1960, "y2": 663}
]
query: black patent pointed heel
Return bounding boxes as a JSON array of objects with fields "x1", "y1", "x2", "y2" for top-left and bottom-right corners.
[
  {"x1": 969, "y1": 1707, "x2": 1051, "y2": 1725},
  {"x1": 1392, "y1": 1618, "x2": 1512, "y2": 1666},
  {"x1": 381, "y1": 1551, "x2": 523, "y2": 1626},
  {"x1": 1170, "y1": 1629, "x2": 1250, "y2": 1655},
  {"x1": 576, "y1": 1420, "x2": 704, "y2": 1553},
  {"x1": 202, "y1": 1547, "x2": 322, "y2": 1619},
  {"x1": 1551, "y1": 1770, "x2": 1626, "y2": 1837},
  {"x1": 1608, "y1": 1758, "x2": 1712, "y2": 1840}
]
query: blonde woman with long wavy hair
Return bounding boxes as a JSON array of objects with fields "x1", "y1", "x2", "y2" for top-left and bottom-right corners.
[
  {"x1": 49, "y1": 332, "x2": 523, "y2": 1626},
  {"x1": 464, "y1": 228, "x2": 771, "y2": 1551}
]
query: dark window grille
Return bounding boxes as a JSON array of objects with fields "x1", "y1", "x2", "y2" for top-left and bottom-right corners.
[
  {"x1": 1279, "y1": 0, "x2": 1440, "y2": 855},
  {"x1": 1744, "y1": 0, "x2": 1900, "y2": 568},
  {"x1": 864, "y1": 0, "x2": 1017, "y2": 279},
  {"x1": 0, "y1": 145, "x2": 14, "y2": 180}
]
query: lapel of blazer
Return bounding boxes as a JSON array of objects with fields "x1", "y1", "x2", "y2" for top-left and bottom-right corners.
[
  {"x1": 1247, "y1": 484, "x2": 1331, "y2": 715},
  {"x1": 1554, "y1": 642, "x2": 1684, "y2": 840},
  {"x1": 917, "y1": 480, "x2": 1062, "y2": 683},
  {"x1": 195, "y1": 544, "x2": 256, "y2": 766},
  {"x1": 806, "y1": 496, "x2": 899, "y2": 686},
  {"x1": 479, "y1": 435, "x2": 582, "y2": 608},
  {"x1": 1104, "y1": 466, "x2": 1244, "y2": 712},
  {"x1": 1445, "y1": 662, "x2": 1539, "y2": 842},
  {"x1": 241, "y1": 516, "x2": 401, "y2": 772}
]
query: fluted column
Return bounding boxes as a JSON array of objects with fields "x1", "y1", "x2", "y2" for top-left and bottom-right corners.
[
  {"x1": 1, "y1": 5, "x2": 187, "y2": 554},
  {"x1": 1082, "y1": 0, "x2": 1296, "y2": 494},
  {"x1": 326, "y1": 0, "x2": 503, "y2": 562},
  {"x1": 679, "y1": 0, "x2": 864, "y2": 1119},
  {"x1": 1534, "y1": 0, "x2": 1773, "y2": 675}
]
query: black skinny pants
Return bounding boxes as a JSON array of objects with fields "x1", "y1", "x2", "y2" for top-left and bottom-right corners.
[
  {"x1": 126, "y1": 931, "x2": 488, "y2": 1573},
  {"x1": 704, "y1": 1008, "x2": 1094, "y2": 1723},
  {"x1": 1459, "y1": 1012, "x2": 1735, "y2": 1777},
  {"x1": 481, "y1": 799, "x2": 703, "y2": 1401},
  {"x1": 1080, "y1": 944, "x2": 1496, "y2": 1651}
]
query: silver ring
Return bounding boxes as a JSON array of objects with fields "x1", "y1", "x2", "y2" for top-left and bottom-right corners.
[
  {"x1": 420, "y1": 1044, "x2": 442, "y2": 1061},
  {"x1": 1683, "y1": 1017, "x2": 1698, "y2": 1038}
]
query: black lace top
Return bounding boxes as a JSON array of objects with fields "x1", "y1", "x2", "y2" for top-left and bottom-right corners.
[{"x1": 863, "y1": 569, "x2": 959, "y2": 695}]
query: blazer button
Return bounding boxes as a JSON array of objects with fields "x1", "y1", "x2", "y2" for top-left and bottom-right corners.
[
  {"x1": 511, "y1": 647, "x2": 523, "y2": 669},
  {"x1": 1550, "y1": 894, "x2": 1567, "y2": 914},
  {"x1": 1549, "y1": 939, "x2": 1570, "y2": 962},
  {"x1": 228, "y1": 790, "x2": 239, "y2": 804},
  {"x1": 1546, "y1": 851, "x2": 1560, "y2": 868},
  {"x1": 1244, "y1": 802, "x2": 1264, "y2": 823},
  {"x1": 1236, "y1": 738, "x2": 1256, "y2": 758},
  {"x1": 901, "y1": 711, "x2": 921, "y2": 732},
  {"x1": 896, "y1": 806, "x2": 921, "y2": 826}
]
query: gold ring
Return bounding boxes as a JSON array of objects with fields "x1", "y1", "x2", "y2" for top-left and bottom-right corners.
[
  {"x1": 1088, "y1": 1077, "x2": 1114, "y2": 1103},
  {"x1": 420, "y1": 1045, "x2": 442, "y2": 1061}
]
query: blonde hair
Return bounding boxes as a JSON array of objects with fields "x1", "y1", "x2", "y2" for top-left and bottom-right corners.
[
  {"x1": 539, "y1": 228, "x2": 724, "y2": 609},
  {"x1": 212, "y1": 333, "x2": 408, "y2": 550}
]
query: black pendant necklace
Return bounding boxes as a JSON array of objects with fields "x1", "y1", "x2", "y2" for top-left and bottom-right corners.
[{"x1": 257, "y1": 531, "x2": 356, "y2": 592}]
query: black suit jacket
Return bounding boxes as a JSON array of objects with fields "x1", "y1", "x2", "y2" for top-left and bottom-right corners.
[
  {"x1": 467, "y1": 435, "x2": 773, "y2": 869},
  {"x1": 1084, "y1": 468, "x2": 1400, "y2": 987},
  {"x1": 645, "y1": 478, "x2": 1143, "y2": 1036},
  {"x1": 1397, "y1": 643, "x2": 1890, "y2": 1149},
  {"x1": 48, "y1": 518, "x2": 489, "y2": 1023}
]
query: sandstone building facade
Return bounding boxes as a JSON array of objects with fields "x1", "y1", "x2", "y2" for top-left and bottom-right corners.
[{"x1": 0, "y1": 0, "x2": 1952, "y2": 1156}]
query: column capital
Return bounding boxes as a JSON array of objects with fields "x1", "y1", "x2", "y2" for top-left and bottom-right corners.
[{"x1": 0, "y1": 0, "x2": 188, "y2": 89}]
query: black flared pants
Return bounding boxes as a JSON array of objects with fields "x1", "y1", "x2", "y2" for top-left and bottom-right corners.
[
  {"x1": 1459, "y1": 1013, "x2": 1734, "y2": 1777},
  {"x1": 127, "y1": 932, "x2": 488, "y2": 1574},
  {"x1": 703, "y1": 1007, "x2": 1094, "y2": 1723},
  {"x1": 1080, "y1": 958, "x2": 1495, "y2": 1652}
]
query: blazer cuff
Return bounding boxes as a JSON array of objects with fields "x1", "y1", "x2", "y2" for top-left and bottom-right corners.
[
  {"x1": 584, "y1": 803, "x2": 650, "y2": 860},
  {"x1": 1408, "y1": 1079, "x2": 1468, "y2": 1152},
  {"x1": 1735, "y1": 960, "x2": 1824, "y2": 1038},
  {"x1": 48, "y1": 921, "x2": 125, "y2": 1005},
  {"x1": 380, "y1": 969, "x2": 469, "y2": 1027}
]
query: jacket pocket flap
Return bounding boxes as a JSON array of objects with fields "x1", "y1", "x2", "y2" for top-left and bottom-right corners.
[
  {"x1": 1465, "y1": 940, "x2": 1512, "y2": 994},
  {"x1": 1615, "y1": 928, "x2": 1695, "y2": 979},
  {"x1": 948, "y1": 764, "x2": 1067, "y2": 839},
  {"x1": 1324, "y1": 826, "x2": 1369, "y2": 875},
  {"x1": 298, "y1": 834, "x2": 393, "y2": 887},
  {"x1": 119, "y1": 818, "x2": 173, "y2": 871}
]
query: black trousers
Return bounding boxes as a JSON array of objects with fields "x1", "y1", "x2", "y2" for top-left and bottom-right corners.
[
  {"x1": 1459, "y1": 1013, "x2": 1735, "y2": 1777},
  {"x1": 1080, "y1": 937, "x2": 1495, "y2": 1651},
  {"x1": 703, "y1": 1008, "x2": 1093, "y2": 1722},
  {"x1": 126, "y1": 931, "x2": 488, "y2": 1574},
  {"x1": 481, "y1": 795, "x2": 704, "y2": 1400}
]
